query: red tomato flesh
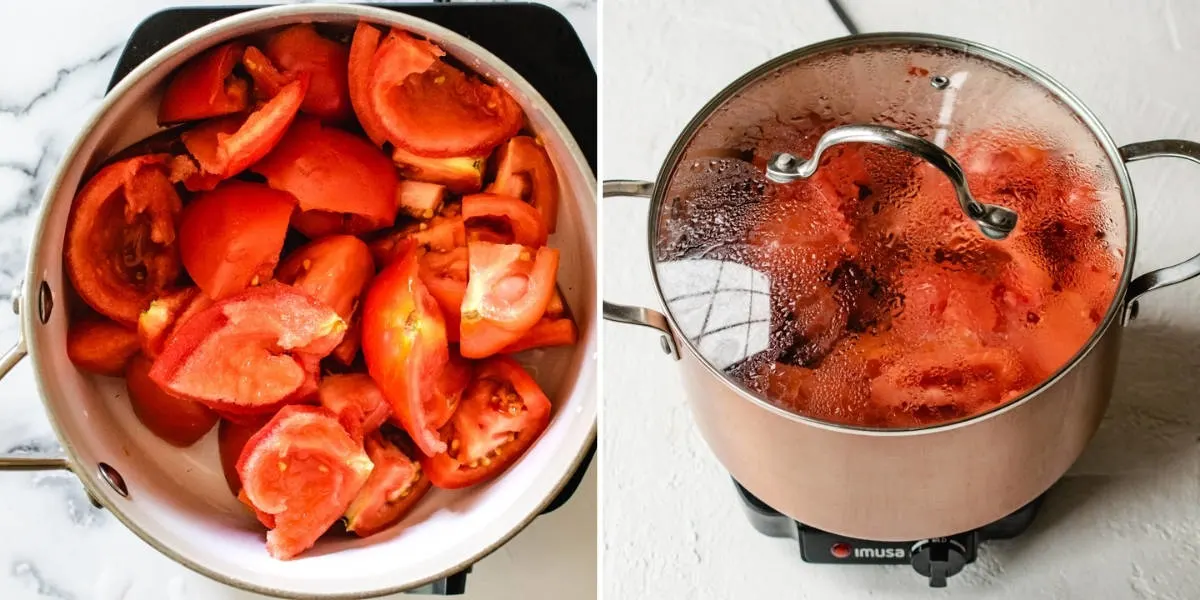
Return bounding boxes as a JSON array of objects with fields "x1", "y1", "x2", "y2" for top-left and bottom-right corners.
[
  {"x1": 275, "y1": 235, "x2": 375, "y2": 319},
  {"x1": 242, "y1": 45, "x2": 290, "y2": 99},
  {"x1": 348, "y1": 22, "x2": 389, "y2": 146},
  {"x1": 501, "y1": 317, "x2": 577, "y2": 354},
  {"x1": 218, "y1": 417, "x2": 270, "y2": 494},
  {"x1": 126, "y1": 354, "x2": 217, "y2": 447},
  {"x1": 264, "y1": 24, "x2": 351, "y2": 121},
  {"x1": 487, "y1": 136, "x2": 560, "y2": 234},
  {"x1": 318, "y1": 373, "x2": 391, "y2": 440},
  {"x1": 158, "y1": 42, "x2": 250, "y2": 125},
  {"x1": 344, "y1": 431, "x2": 431, "y2": 537},
  {"x1": 67, "y1": 319, "x2": 141, "y2": 376},
  {"x1": 137, "y1": 287, "x2": 204, "y2": 359},
  {"x1": 419, "y1": 246, "x2": 468, "y2": 342},
  {"x1": 460, "y1": 242, "x2": 560, "y2": 358},
  {"x1": 392, "y1": 146, "x2": 485, "y2": 194},
  {"x1": 462, "y1": 193, "x2": 548, "y2": 247}
]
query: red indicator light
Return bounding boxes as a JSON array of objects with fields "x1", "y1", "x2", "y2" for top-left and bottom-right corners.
[{"x1": 831, "y1": 542, "x2": 851, "y2": 559}]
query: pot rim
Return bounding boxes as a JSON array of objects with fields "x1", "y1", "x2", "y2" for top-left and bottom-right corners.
[
  {"x1": 646, "y1": 31, "x2": 1138, "y2": 437},
  {"x1": 22, "y1": 3, "x2": 596, "y2": 598}
]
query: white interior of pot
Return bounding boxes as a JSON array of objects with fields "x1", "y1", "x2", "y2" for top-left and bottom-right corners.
[{"x1": 24, "y1": 5, "x2": 596, "y2": 597}]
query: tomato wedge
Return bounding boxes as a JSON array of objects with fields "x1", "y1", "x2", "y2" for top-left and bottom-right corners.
[
  {"x1": 264, "y1": 24, "x2": 351, "y2": 121},
  {"x1": 158, "y1": 42, "x2": 250, "y2": 125},
  {"x1": 275, "y1": 235, "x2": 375, "y2": 320},
  {"x1": 349, "y1": 22, "x2": 389, "y2": 146},
  {"x1": 367, "y1": 29, "x2": 443, "y2": 142},
  {"x1": 178, "y1": 181, "x2": 295, "y2": 300},
  {"x1": 125, "y1": 354, "x2": 218, "y2": 447},
  {"x1": 378, "y1": 61, "x2": 523, "y2": 158},
  {"x1": 361, "y1": 241, "x2": 451, "y2": 456},
  {"x1": 392, "y1": 146, "x2": 485, "y2": 193},
  {"x1": 344, "y1": 431, "x2": 431, "y2": 537},
  {"x1": 330, "y1": 314, "x2": 363, "y2": 366},
  {"x1": 218, "y1": 417, "x2": 270, "y2": 494},
  {"x1": 397, "y1": 180, "x2": 446, "y2": 219},
  {"x1": 64, "y1": 155, "x2": 183, "y2": 324},
  {"x1": 242, "y1": 46, "x2": 290, "y2": 99},
  {"x1": 149, "y1": 284, "x2": 346, "y2": 418},
  {"x1": 253, "y1": 118, "x2": 397, "y2": 232},
  {"x1": 487, "y1": 136, "x2": 560, "y2": 234},
  {"x1": 460, "y1": 242, "x2": 560, "y2": 358},
  {"x1": 137, "y1": 287, "x2": 208, "y2": 359},
  {"x1": 67, "y1": 319, "x2": 141, "y2": 376},
  {"x1": 369, "y1": 214, "x2": 466, "y2": 266},
  {"x1": 462, "y1": 193, "x2": 548, "y2": 247},
  {"x1": 430, "y1": 351, "x2": 473, "y2": 430},
  {"x1": 237, "y1": 405, "x2": 374, "y2": 560},
  {"x1": 419, "y1": 246, "x2": 468, "y2": 342},
  {"x1": 180, "y1": 76, "x2": 308, "y2": 185},
  {"x1": 500, "y1": 317, "x2": 578, "y2": 354},
  {"x1": 423, "y1": 357, "x2": 551, "y2": 489},
  {"x1": 318, "y1": 373, "x2": 391, "y2": 440}
]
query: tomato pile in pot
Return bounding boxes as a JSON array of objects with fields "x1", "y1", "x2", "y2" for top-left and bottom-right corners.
[{"x1": 62, "y1": 22, "x2": 576, "y2": 561}]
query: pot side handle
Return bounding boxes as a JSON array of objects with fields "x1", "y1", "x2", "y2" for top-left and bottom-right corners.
[
  {"x1": 1120, "y1": 140, "x2": 1200, "y2": 323},
  {"x1": 0, "y1": 287, "x2": 72, "y2": 472},
  {"x1": 602, "y1": 180, "x2": 680, "y2": 360}
]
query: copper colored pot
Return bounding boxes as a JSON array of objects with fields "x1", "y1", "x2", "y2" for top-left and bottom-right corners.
[{"x1": 604, "y1": 33, "x2": 1200, "y2": 541}]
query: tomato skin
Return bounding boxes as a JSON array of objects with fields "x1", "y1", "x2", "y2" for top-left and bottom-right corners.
[
  {"x1": 64, "y1": 155, "x2": 183, "y2": 325},
  {"x1": 462, "y1": 193, "x2": 548, "y2": 247},
  {"x1": 367, "y1": 29, "x2": 444, "y2": 145},
  {"x1": 158, "y1": 42, "x2": 250, "y2": 124},
  {"x1": 137, "y1": 287, "x2": 203, "y2": 359},
  {"x1": 275, "y1": 235, "x2": 375, "y2": 319},
  {"x1": 330, "y1": 314, "x2": 362, "y2": 366},
  {"x1": 218, "y1": 417, "x2": 270, "y2": 494},
  {"x1": 67, "y1": 319, "x2": 141, "y2": 376},
  {"x1": 361, "y1": 241, "x2": 451, "y2": 456},
  {"x1": 348, "y1": 22, "x2": 389, "y2": 146},
  {"x1": 392, "y1": 146, "x2": 486, "y2": 194},
  {"x1": 460, "y1": 242, "x2": 560, "y2": 358},
  {"x1": 178, "y1": 181, "x2": 295, "y2": 300},
  {"x1": 318, "y1": 373, "x2": 391, "y2": 440},
  {"x1": 422, "y1": 357, "x2": 550, "y2": 489},
  {"x1": 487, "y1": 136, "x2": 560, "y2": 234},
  {"x1": 242, "y1": 46, "x2": 290, "y2": 99},
  {"x1": 344, "y1": 431, "x2": 431, "y2": 537},
  {"x1": 264, "y1": 24, "x2": 352, "y2": 121},
  {"x1": 429, "y1": 351, "x2": 473, "y2": 430},
  {"x1": 253, "y1": 118, "x2": 397, "y2": 231},
  {"x1": 500, "y1": 317, "x2": 577, "y2": 354},
  {"x1": 419, "y1": 246, "x2": 468, "y2": 342},
  {"x1": 125, "y1": 354, "x2": 218, "y2": 447}
]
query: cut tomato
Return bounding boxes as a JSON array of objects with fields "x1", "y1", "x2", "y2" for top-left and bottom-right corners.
[
  {"x1": 275, "y1": 235, "x2": 375, "y2": 319},
  {"x1": 253, "y1": 118, "x2": 397, "y2": 232},
  {"x1": 367, "y1": 29, "x2": 443, "y2": 144},
  {"x1": 237, "y1": 405, "x2": 373, "y2": 560},
  {"x1": 218, "y1": 417, "x2": 270, "y2": 494},
  {"x1": 318, "y1": 373, "x2": 391, "y2": 440},
  {"x1": 500, "y1": 317, "x2": 577, "y2": 354},
  {"x1": 150, "y1": 284, "x2": 346, "y2": 418},
  {"x1": 546, "y1": 288, "x2": 566, "y2": 318},
  {"x1": 392, "y1": 146, "x2": 485, "y2": 193},
  {"x1": 67, "y1": 319, "x2": 141, "y2": 376},
  {"x1": 487, "y1": 136, "x2": 559, "y2": 234},
  {"x1": 137, "y1": 287, "x2": 203, "y2": 358},
  {"x1": 369, "y1": 214, "x2": 466, "y2": 266},
  {"x1": 423, "y1": 357, "x2": 550, "y2": 489},
  {"x1": 361, "y1": 241, "x2": 451, "y2": 456},
  {"x1": 180, "y1": 76, "x2": 308, "y2": 182},
  {"x1": 462, "y1": 193, "x2": 548, "y2": 247},
  {"x1": 460, "y1": 242, "x2": 560, "y2": 358},
  {"x1": 125, "y1": 354, "x2": 217, "y2": 447},
  {"x1": 331, "y1": 313, "x2": 362, "y2": 366},
  {"x1": 158, "y1": 42, "x2": 250, "y2": 125},
  {"x1": 419, "y1": 246, "x2": 468, "y2": 342},
  {"x1": 242, "y1": 45, "x2": 290, "y2": 99},
  {"x1": 397, "y1": 180, "x2": 446, "y2": 219},
  {"x1": 64, "y1": 155, "x2": 183, "y2": 324},
  {"x1": 178, "y1": 180, "x2": 295, "y2": 300},
  {"x1": 265, "y1": 24, "x2": 351, "y2": 121},
  {"x1": 378, "y1": 61, "x2": 523, "y2": 157},
  {"x1": 344, "y1": 431, "x2": 431, "y2": 537},
  {"x1": 429, "y1": 351, "x2": 473, "y2": 431},
  {"x1": 349, "y1": 22, "x2": 389, "y2": 146}
]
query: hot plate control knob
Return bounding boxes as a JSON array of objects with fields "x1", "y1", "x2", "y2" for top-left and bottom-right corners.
[{"x1": 910, "y1": 539, "x2": 967, "y2": 588}]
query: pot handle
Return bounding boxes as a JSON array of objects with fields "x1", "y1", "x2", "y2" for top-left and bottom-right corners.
[
  {"x1": 1120, "y1": 140, "x2": 1200, "y2": 323},
  {"x1": 602, "y1": 180, "x2": 680, "y2": 360},
  {"x1": 0, "y1": 287, "x2": 71, "y2": 472}
]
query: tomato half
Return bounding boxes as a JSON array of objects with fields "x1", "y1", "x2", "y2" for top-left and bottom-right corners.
[
  {"x1": 419, "y1": 246, "x2": 468, "y2": 342},
  {"x1": 265, "y1": 24, "x2": 351, "y2": 121},
  {"x1": 275, "y1": 235, "x2": 375, "y2": 319},
  {"x1": 242, "y1": 45, "x2": 290, "y2": 99},
  {"x1": 500, "y1": 317, "x2": 577, "y2": 354},
  {"x1": 318, "y1": 373, "x2": 391, "y2": 440},
  {"x1": 158, "y1": 42, "x2": 250, "y2": 125},
  {"x1": 137, "y1": 287, "x2": 204, "y2": 358},
  {"x1": 67, "y1": 319, "x2": 141, "y2": 376},
  {"x1": 422, "y1": 357, "x2": 551, "y2": 489},
  {"x1": 125, "y1": 354, "x2": 218, "y2": 447},
  {"x1": 237, "y1": 405, "x2": 373, "y2": 560},
  {"x1": 344, "y1": 431, "x2": 431, "y2": 537},
  {"x1": 64, "y1": 155, "x2": 183, "y2": 324},
  {"x1": 178, "y1": 181, "x2": 295, "y2": 300},
  {"x1": 361, "y1": 241, "x2": 451, "y2": 456},
  {"x1": 149, "y1": 284, "x2": 346, "y2": 418},
  {"x1": 348, "y1": 22, "x2": 389, "y2": 146},
  {"x1": 460, "y1": 242, "x2": 560, "y2": 358},
  {"x1": 218, "y1": 417, "x2": 270, "y2": 494},
  {"x1": 487, "y1": 136, "x2": 559, "y2": 234},
  {"x1": 252, "y1": 118, "x2": 397, "y2": 232},
  {"x1": 396, "y1": 180, "x2": 446, "y2": 219},
  {"x1": 462, "y1": 193, "x2": 548, "y2": 247},
  {"x1": 392, "y1": 145, "x2": 485, "y2": 193}
]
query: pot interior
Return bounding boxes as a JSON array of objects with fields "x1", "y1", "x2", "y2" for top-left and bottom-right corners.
[
  {"x1": 24, "y1": 5, "x2": 596, "y2": 597},
  {"x1": 652, "y1": 35, "x2": 1129, "y2": 430}
]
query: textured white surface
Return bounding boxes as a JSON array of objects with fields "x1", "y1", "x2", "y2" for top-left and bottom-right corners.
[
  {"x1": 0, "y1": 1, "x2": 595, "y2": 599},
  {"x1": 602, "y1": 0, "x2": 1200, "y2": 598}
]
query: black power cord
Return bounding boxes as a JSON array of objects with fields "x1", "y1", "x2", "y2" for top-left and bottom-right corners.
[{"x1": 827, "y1": 0, "x2": 860, "y2": 34}]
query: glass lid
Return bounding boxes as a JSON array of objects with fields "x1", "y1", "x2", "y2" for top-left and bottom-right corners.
[{"x1": 652, "y1": 36, "x2": 1128, "y2": 429}]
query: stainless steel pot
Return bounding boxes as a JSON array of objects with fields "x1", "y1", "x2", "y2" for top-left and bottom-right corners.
[
  {"x1": 604, "y1": 32, "x2": 1200, "y2": 541},
  {"x1": 0, "y1": 4, "x2": 596, "y2": 598}
]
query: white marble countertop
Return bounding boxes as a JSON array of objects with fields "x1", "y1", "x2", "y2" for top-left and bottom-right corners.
[
  {"x1": 0, "y1": 1, "x2": 595, "y2": 599},
  {"x1": 603, "y1": 0, "x2": 1200, "y2": 598}
]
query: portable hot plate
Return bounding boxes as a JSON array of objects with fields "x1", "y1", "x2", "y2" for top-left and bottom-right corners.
[
  {"x1": 734, "y1": 480, "x2": 1044, "y2": 588},
  {"x1": 108, "y1": 2, "x2": 596, "y2": 595}
]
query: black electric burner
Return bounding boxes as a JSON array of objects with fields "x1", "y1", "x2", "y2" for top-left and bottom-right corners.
[
  {"x1": 108, "y1": 3, "x2": 595, "y2": 595},
  {"x1": 734, "y1": 480, "x2": 1044, "y2": 588}
]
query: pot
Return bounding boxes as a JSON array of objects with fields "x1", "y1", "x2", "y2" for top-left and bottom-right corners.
[
  {"x1": 604, "y1": 32, "x2": 1200, "y2": 541},
  {"x1": 0, "y1": 4, "x2": 596, "y2": 598}
]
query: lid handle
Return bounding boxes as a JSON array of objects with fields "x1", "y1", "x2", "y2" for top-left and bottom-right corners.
[{"x1": 764, "y1": 124, "x2": 1019, "y2": 240}]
